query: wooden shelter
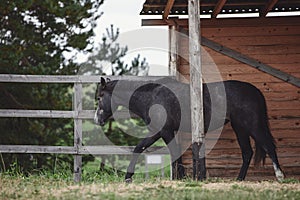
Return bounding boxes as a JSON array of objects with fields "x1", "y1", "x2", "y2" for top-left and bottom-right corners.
[{"x1": 140, "y1": 0, "x2": 300, "y2": 180}]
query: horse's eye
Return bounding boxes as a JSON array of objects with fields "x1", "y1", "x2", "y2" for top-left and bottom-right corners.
[{"x1": 97, "y1": 97, "x2": 100, "y2": 101}]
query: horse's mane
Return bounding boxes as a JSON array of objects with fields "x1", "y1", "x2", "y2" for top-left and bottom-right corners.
[{"x1": 105, "y1": 77, "x2": 177, "y2": 92}]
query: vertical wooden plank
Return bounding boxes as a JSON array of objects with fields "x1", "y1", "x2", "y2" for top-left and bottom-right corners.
[
  {"x1": 169, "y1": 23, "x2": 178, "y2": 78},
  {"x1": 74, "y1": 83, "x2": 82, "y2": 182},
  {"x1": 166, "y1": 22, "x2": 177, "y2": 179},
  {"x1": 189, "y1": 0, "x2": 205, "y2": 181},
  {"x1": 188, "y1": 0, "x2": 204, "y2": 144}
]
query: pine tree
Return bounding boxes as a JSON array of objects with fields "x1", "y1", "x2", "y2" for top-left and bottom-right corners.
[
  {"x1": 0, "y1": 0, "x2": 103, "y2": 172},
  {"x1": 80, "y1": 25, "x2": 149, "y2": 76}
]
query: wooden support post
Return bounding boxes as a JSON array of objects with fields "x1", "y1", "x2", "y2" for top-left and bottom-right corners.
[
  {"x1": 188, "y1": 0, "x2": 206, "y2": 180},
  {"x1": 169, "y1": 22, "x2": 179, "y2": 180},
  {"x1": 74, "y1": 83, "x2": 83, "y2": 182},
  {"x1": 189, "y1": 0, "x2": 204, "y2": 144},
  {"x1": 169, "y1": 22, "x2": 178, "y2": 78}
]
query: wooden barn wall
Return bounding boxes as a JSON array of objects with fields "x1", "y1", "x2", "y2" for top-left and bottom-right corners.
[{"x1": 177, "y1": 18, "x2": 300, "y2": 180}]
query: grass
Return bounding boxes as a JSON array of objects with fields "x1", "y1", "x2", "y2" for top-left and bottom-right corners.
[{"x1": 1, "y1": 170, "x2": 300, "y2": 200}]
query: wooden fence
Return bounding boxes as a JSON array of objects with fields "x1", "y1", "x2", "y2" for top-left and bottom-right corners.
[{"x1": 0, "y1": 74, "x2": 169, "y2": 182}]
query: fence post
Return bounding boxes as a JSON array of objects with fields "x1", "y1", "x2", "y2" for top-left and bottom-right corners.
[
  {"x1": 188, "y1": 0, "x2": 205, "y2": 180},
  {"x1": 74, "y1": 83, "x2": 83, "y2": 182}
]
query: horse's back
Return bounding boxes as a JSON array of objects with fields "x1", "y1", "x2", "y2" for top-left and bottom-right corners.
[
  {"x1": 222, "y1": 80, "x2": 269, "y2": 133},
  {"x1": 203, "y1": 80, "x2": 267, "y2": 132},
  {"x1": 222, "y1": 80, "x2": 266, "y2": 112}
]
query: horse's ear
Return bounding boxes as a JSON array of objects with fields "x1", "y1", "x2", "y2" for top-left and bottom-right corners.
[
  {"x1": 106, "y1": 77, "x2": 111, "y2": 82},
  {"x1": 100, "y1": 77, "x2": 106, "y2": 88}
]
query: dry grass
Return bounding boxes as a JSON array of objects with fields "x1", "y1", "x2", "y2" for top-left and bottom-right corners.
[
  {"x1": 201, "y1": 180, "x2": 300, "y2": 191},
  {"x1": 1, "y1": 175, "x2": 300, "y2": 200}
]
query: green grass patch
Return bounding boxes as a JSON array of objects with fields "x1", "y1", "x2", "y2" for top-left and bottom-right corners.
[{"x1": 1, "y1": 171, "x2": 299, "y2": 200}]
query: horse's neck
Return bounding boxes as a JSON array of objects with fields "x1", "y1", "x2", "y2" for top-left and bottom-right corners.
[{"x1": 111, "y1": 80, "x2": 144, "y2": 108}]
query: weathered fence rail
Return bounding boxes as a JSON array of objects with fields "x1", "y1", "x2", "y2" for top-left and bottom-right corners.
[
  {"x1": 0, "y1": 74, "x2": 170, "y2": 182},
  {"x1": 0, "y1": 74, "x2": 167, "y2": 83},
  {"x1": 0, "y1": 145, "x2": 168, "y2": 155},
  {"x1": 0, "y1": 109, "x2": 136, "y2": 119}
]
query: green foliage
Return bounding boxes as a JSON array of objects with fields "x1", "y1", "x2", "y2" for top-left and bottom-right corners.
[
  {"x1": 281, "y1": 178, "x2": 300, "y2": 184},
  {"x1": 79, "y1": 24, "x2": 149, "y2": 76},
  {"x1": 0, "y1": 1, "x2": 149, "y2": 174},
  {"x1": 0, "y1": 0, "x2": 103, "y2": 74},
  {"x1": 1, "y1": 174, "x2": 300, "y2": 200},
  {"x1": 0, "y1": 0, "x2": 103, "y2": 172}
]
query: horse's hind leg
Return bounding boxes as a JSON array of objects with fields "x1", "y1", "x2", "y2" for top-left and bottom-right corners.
[
  {"x1": 125, "y1": 133, "x2": 161, "y2": 183},
  {"x1": 257, "y1": 137, "x2": 284, "y2": 181},
  {"x1": 268, "y1": 149, "x2": 284, "y2": 181},
  {"x1": 232, "y1": 123, "x2": 253, "y2": 180},
  {"x1": 192, "y1": 142, "x2": 206, "y2": 181},
  {"x1": 236, "y1": 135, "x2": 253, "y2": 181}
]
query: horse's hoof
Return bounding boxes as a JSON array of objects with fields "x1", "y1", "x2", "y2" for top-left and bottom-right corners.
[
  {"x1": 276, "y1": 171, "x2": 284, "y2": 182},
  {"x1": 125, "y1": 178, "x2": 132, "y2": 183}
]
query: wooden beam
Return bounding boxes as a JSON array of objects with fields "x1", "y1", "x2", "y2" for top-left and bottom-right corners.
[
  {"x1": 142, "y1": 16, "x2": 300, "y2": 27},
  {"x1": 201, "y1": 37, "x2": 300, "y2": 87},
  {"x1": 143, "y1": 2, "x2": 272, "y2": 8},
  {"x1": 141, "y1": 1, "x2": 299, "y2": 15},
  {"x1": 0, "y1": 145, "x2": 169, "y2": 155},
  {"x1": 0, "y1": 145, "x2": 76, "y2": 154},
  {"x1": 0, "y1": 74, "x2": 171, "y2": 83},
  {"x1": 189, "y1": 0, "x2": 206, "y2": 181},
  {"x1": 260, "y1": 0, "x2": 279, "y2": 17},
  {"x1": 0, "y1": 109, "x2": 75, "y2": 118},
  {"x1": 0, "y1": 109, "x2": 141, "y2": 120},
  {"x1": 79, "y1": 146, "x2": 169, "y2": 155},
  {"x1": 188, "y1": 0, "x2": 204, "y2": 144},
  {"x1": 169, "y1": 23, "x2": 179, "y2": 77},
  {"x1": 163, "y1": 0, "x2": 175, "y2": 20},
  {"x1": 212, "y1": 0, "x2": 227, "y2": 18}
]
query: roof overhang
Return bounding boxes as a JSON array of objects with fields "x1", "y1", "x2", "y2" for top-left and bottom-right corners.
[
  {"x1": 140, "y1": 0, "x2": 300, "y2": 19},
  {"x1": 141, "y1": 15, "x2": 300, "y2": 27}
]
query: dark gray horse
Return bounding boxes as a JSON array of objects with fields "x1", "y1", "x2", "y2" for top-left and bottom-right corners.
[{"x1": 94, "y1": 77, "x2": 284, "y2": 182}]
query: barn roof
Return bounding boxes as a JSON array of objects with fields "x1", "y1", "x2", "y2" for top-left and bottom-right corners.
[{"x1": 140, "y1": 0, "x2": 300, "y2": 18}]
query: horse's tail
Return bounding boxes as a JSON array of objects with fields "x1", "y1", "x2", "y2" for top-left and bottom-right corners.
[
  {"x1": 254, "y1": 143, "x2": 266, "y2": 167},
  {"x1": 254, "y1": 90, "x2": 275, "y2": 167},
  {"x1": 254, "y1": 130, "x2": 277, "y2": 167}
]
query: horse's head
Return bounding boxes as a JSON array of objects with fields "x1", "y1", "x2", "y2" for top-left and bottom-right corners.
[{"x1": 94, "y1": 77, "x2": 114, "y2": 126}]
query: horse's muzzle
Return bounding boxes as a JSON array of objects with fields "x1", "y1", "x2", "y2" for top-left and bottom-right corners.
[
  {"x1": 94, "y1": 108, "x2": 104, "y2": 126},
  {"x1": 94, "y1": 118, "x2": 105, "y2": 126},
  {"x1": 94, "y1": 116, "x2": 105, "y2": 126},
  {"x1": 99, "y1": 120, "x2": 105, "y2": 126}
]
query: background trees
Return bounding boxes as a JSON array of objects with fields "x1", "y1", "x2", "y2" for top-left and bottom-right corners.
[
  {"x1": 0, "y1": 0, "x2": 103, "y2": 172},
  {"x1": 0, "y1": 1, "x2": 149, "y2": 173},
  {"x1": 80, "y1": 24, "x2": 149, "y2": 76}
]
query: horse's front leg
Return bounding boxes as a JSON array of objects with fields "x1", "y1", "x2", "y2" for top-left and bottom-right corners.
[
  {"x1": 125, "y1": 133, "x2": 161, "y2": 183},
  {"x1": 161, "y1": 130, "x2": 185, "y2": 180}
]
